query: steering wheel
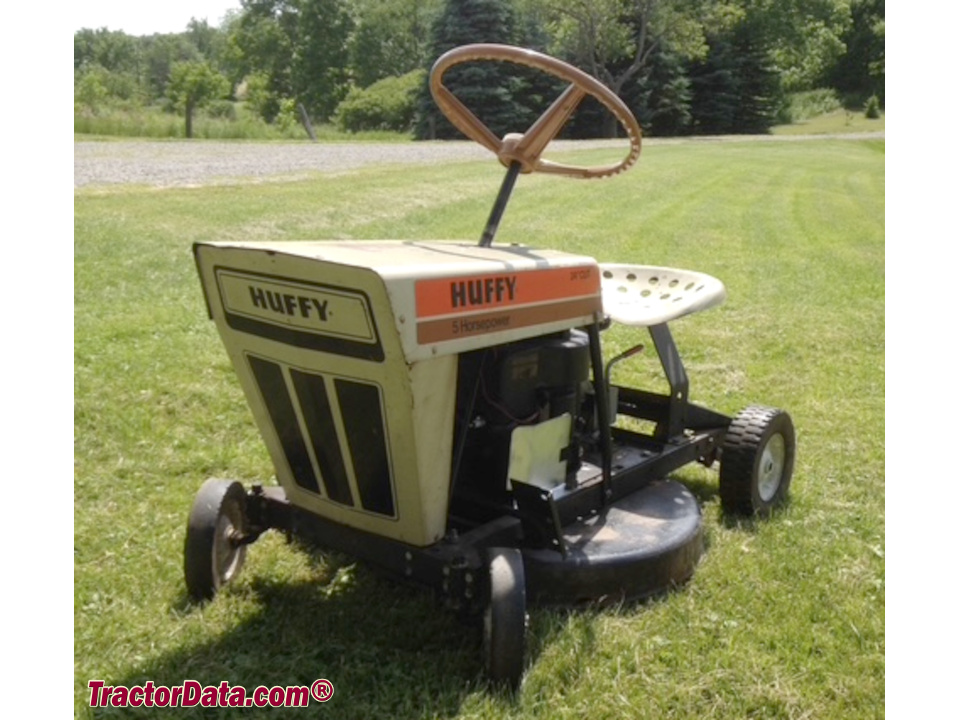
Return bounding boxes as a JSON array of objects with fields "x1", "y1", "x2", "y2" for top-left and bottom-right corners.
[{"x1": 429, "y1": 44, "x2": 641, "y2": 179}]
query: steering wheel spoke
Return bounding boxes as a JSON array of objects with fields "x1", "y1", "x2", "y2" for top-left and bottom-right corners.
[
  {"x1": 511, "y1": 84, "x2": 586, "y2": 170},
  {"x1": 432, "y1": 84, "x2": 504, "y2": 156},
  {"x1": 430, "y1": 43, "x2": 641, "y2": 179}
]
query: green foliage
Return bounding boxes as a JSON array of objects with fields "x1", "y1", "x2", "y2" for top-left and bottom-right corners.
[
  {"x1": 628, "y1": 46, "x2": 694, "y2": 137},
  {"x1": 335, "y1": 69, "x2": 425, "y2": 132},
  {"x1": 778, "y1": 88, "x2": 843, "y2": 124},
  {"x1": 74, "y1": 65, "x2": 142, "y2": 110},
  {"x1": 535, "y1": 0, "x2": 715, "y2": 97},
  {"x1": 228, "y1": 1, "x2": 296, "y2": 99},
  {"x1": 167, "y1": 60, "x2": 231, "y2": 136},
  {"x1": 274, "y1": 97, "x2": 300, "y2": 132},
  {"x1": 293, "y1": 0, "x2": 354, "y2": 119},
  {"x1": 227, "y1": 0, "x2": 353, "y2": 121},
  {"x1": 348, "y1": 0, "x2": 441, "y2": 88},
  {"x1": 863, "y1": 93, "x2": 881, "y2": 119},
  {"x1": 74, "y1": 103, "x2": 408, "y2": 139},
  {"x1": 74, "y1": 27, "x2": 140, "y2": 74},
  {"x1": 72, "y1": 0, "x2": 882, "y2": 139},
  {"x1": 206, "y1": 99, "x2": 238, "y2": 120},
  {"x1": 166, "y1": 61, "x2": 230, "y2": 111},
  {"x1": 239, "y1": 71, "x2": 279, "y2": 122},
  {"x1": 140, "y1": 33, "x2": 204, "y2": 98},
  {"x1": 689, "y1": 18, "x2": 783, "y2": 135},
  {"x1": 74, "y1": 69, "x2": 110, "y2": 114},
  {"x1": 738, "y1": 0, "x2": 852, "y2": 92},
  {"x1": 415, "y1": 0, "x2": 531, "y2": 140},
  {"x1": 828, "y1": 0, "x2": 884, "y2": 102}
]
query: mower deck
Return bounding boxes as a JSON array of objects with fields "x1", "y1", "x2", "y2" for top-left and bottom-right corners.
[
  {"x1": 241, "y1": 476, "x2": 703, "y2": 609},
  {"x1": 522, "y1": 479, "x2": 703, "y2": 605}
]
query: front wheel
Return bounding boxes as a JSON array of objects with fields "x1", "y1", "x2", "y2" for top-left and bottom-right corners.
[
  {"x1": 482, "y1": 547, "x2": 527, "y2": 691},
  {"x1": 719, "y1": 406, "x2": 796, "y2": 517},
  {"x1": 184, "y1": 479, "x2": 248, "y2": 601}
]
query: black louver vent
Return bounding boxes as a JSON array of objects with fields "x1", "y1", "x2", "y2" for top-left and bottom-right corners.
[{"x1": 247, "y1": 355, "x2": 395, "y2": 517}]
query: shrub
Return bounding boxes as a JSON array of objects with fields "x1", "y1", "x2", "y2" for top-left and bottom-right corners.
[
  {"x1": 240, "y1": 72, "x2": 280, "y2": 123},
  {"x1": 74, "y1": 65, "x2": 142, "y2": 113},
  {"x1": 334, "y1": 70, "x2": 424, "y2": 133},
  {"x1": 275, "y1": 97, "x2": 299, "y2": 133},
  {"x1": 75, "y1": 70, "x2": 109, "y2": 114},
  {"x1": 864, "y1": 94, "x2": 881, "y2": 119},
  {"x1": 777, "y1": 89, "x2": 843, "y2": 124},
  {"x1": 205, "y1": 100, "x2": 238, "y2": 121}
]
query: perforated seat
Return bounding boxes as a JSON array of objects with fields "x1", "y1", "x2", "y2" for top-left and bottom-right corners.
[{"x1": 599, "y1": 263, "x2": 726, "y2": 327}]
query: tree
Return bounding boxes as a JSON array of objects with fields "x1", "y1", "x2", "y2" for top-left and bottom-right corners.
[
  {"x1": 531, "y1": 0, "x2": 720, "y2": 135},
  {"x1": 167, "y1": 61, "x2": 230, "y2": 137},
  {"x1": 141, "y1": 33, "x2": 203, "y2": 99},
  {"x1": 738, "y1": 0, "x2": 852, "y2": 92},
  {"x1": 74, "y1": 27, "x2": 140, "y2": 74},
  {"x1": 293, "y1": 0, "x2": 354, "y2": 119},
  {"x1": 228, "y1": 0, "x2": 297, "y2": 119},
  {"x1": 75, "y1": 69, "x2": 110, "y2": 114},
  {"x1": 688, "y1": 35, "x2": 740, "y2": 135},
  {"x1": 688, "y1": 17, "x2": 782, "y2": 135},
  {"x1": 348, "y1": 0, "x2": 442, "y2": 88},
  {"x1": 74, "y1": 28, "x2": 146, "y2": 107},
  {"x1": 227, "y1": 0, "x2": 353, "y2": 121},
  {"x1": 826, "y1": 0, "x2": 884, "y2": 102},
  {"x1": 415, "y1": 0, "x2": 532, "y2": 140},
  {"x1": 628, "y1": 45, "x2": 692, "y2": 136}
]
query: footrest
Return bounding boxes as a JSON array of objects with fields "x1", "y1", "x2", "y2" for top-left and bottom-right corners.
[{"x1": 599, "y1": 263, "x2": 726, "y2": 326}]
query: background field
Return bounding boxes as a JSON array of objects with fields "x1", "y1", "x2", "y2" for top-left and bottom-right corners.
[{"x1": 74, "y1": 137, "x2": 884, "y2": 718}]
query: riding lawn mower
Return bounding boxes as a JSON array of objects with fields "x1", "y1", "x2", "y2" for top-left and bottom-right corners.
[{"x1": 185, "y1": 44, "x2": 796, "y2": 690}]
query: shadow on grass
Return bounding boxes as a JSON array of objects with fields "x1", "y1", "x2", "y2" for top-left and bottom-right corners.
[
  {"x1": 669, "y1": 470, "x2": 719, "y2": 507},
  {"x1": 89, "y1": 477, "x2": 727, "y2": 719},
  {"x1": 717, "y1": 497, "x2": 794, "y2": 532},
  {"x1": 91, "y1": 550, "x2": 500, "y2": 719}
]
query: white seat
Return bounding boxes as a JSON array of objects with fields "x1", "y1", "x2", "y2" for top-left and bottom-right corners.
[{"x1": 599, "y1": 263, "x2": 726, "y2": 327}]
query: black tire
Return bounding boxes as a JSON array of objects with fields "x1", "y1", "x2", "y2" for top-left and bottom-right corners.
[
  {"x1": 719, "y1": 406, "x2": 796, "y2": 517},
  {"x1": 482, "y1": 547, "x2": 527, "y2": 691},
  {"x1": 184, "y1": 479, "x2": 248, "y2": 601}
]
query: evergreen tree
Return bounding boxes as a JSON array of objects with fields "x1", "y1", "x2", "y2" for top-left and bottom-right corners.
[
  {"x1": 626, "y1": 45, "x2": 692, "y2": 137},
  {"x1": 415, "y1": 0, "x2": 526, "y2": 140},
  {"x1": 689, "y1": 35, "x2": 740, "y2": 135},
  {"x1": 729, "y1": 22, "x2": 782, "y2": 134},
  {"x1": 689, "y1": 21, "x2": 781, "y2": 136}
]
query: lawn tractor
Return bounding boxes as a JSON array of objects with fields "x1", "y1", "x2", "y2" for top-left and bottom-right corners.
[{"x1": 185, "y1": 44, "x2": 796, "y2": 690}]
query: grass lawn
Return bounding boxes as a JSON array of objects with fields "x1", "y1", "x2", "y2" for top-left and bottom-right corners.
[{"x1": 75, "y1": 137, "x2": 884, "y2": 718}]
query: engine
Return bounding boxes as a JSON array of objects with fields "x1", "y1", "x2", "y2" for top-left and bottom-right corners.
[{"x1": 451, "y1": 329, "x2": 594, "y2": 518}]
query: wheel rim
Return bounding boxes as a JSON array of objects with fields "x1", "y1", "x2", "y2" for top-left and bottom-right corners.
[
  {"x1": 213, "y1": 512, "x2": 242, "y2": 585},
  {"x1": 757, "y1": 433, "x2": 786, "y2": 502}
]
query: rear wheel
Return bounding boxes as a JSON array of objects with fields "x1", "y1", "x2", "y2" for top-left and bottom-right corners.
[
  {"x1": 184, "y1": 479, "x2": 248, "y2": 601},
  {"x1": 719, "y1": 406, "x2": 796, "y2": 517},
  {"x1": 482, "y1": 547, "x2": 527, "y2": 691}
]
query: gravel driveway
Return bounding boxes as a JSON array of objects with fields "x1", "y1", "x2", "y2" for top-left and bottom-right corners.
[{"x1": 74, "y1": 134, "x2": 883, "y2": 189}]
